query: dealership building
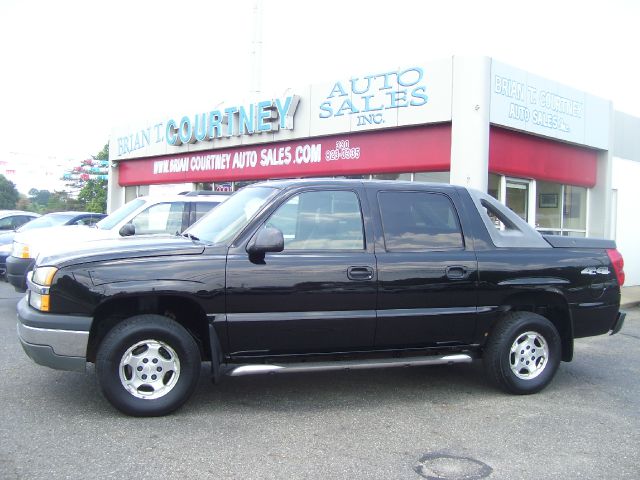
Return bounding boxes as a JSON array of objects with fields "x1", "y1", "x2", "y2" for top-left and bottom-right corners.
[{"x1": 108, "y1": 56, "x2": 640, "y2": 285}]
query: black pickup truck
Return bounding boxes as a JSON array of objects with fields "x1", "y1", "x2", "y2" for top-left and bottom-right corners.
[{"x1": 17, "y1": 179, "x2": 626, "y2": 416}]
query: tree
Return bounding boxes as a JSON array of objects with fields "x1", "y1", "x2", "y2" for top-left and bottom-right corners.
[
  {"x1": 28, "y1": 188, "x2": 51, "y2": 208},
  {"x1": 0, "y1": 174, "x2": 20, "y2": 209},
  {"x1": 16, "y1": 195, "x2": 32, "y2": 211},
  {"x1": 94, "y1": 143, "x2": 109, "y2": 161},
  {"x1": 56, "y1": 142, "x2": 109, "y2": 212},
  {"x1": 46, "y1": 191, "x2": 82, "y2": 213},
  {"x1": 78, "y1": 179, "x2": 107, "y2": 213},
  {"x1": 76, "y1": 143, "x2": 109, "y2": 213}
]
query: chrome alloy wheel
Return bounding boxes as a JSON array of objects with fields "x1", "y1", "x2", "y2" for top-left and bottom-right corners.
[
  {"x1": 118, "y1": 340, "x2": 181, "y2": 399},
  {"x1": 509, "y1": 331, "x2": 549, "y2": 380}
]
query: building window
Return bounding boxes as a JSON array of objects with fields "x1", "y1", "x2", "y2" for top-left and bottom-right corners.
[
  {"x1": 490, "y1": 174, "x2": 588, "y2": 237},
  {"x1": 488, "y1": 173, "x2": 501, "y2": 200},
  {"x1": 535, "y1": 181, "x2": 586, "y2": 236},
  {"x1": 505, "y1": 178, "x2": 531, "y2": 222},
  {"x1": 562, "y1": 185, "x2": 587, "y2": 236},
  {"x1": 125, "y1": 185, "x2": 149, "y2": 202},
  {"x1": 194, "y1": 182, "x2": 213, "y2": 191},
  {"x1": 536, "y1": 181, "x2": 562, "y2": 234},
  {"x1": 413, "y1": 172, "x2": 450, "y2": 184},
  {"x1": 232, "y1": 180, "x2": 260, "y2": 191},
  {"x1": 372, "y1": 173, "x2": 412, "y2": 181}
]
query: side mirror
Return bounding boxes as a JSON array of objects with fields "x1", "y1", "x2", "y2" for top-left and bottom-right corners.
[
  {"x1": 119, "y1": 223, "x2": 136, "y2": 237},
  {"x1": 247, "y1": 226, "x2": 284, "y2": 256}
]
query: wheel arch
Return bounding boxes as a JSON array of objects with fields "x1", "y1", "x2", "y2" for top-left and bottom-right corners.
[
  {"x1": 86, "y1": 294, "x2": 211, "y2": 363},
  {"x1": 489, "y1": 290, "x2": 574, "y2": 362}
]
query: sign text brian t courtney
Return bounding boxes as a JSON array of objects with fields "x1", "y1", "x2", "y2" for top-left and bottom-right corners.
[{"x1": 116, "y1": 96, "x2": 300, "y2": 156}]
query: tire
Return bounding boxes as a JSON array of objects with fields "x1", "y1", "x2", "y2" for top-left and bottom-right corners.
[
  {"x1": 96, "y1": 314, "x2": 201, "y2": 416},
  {"x1": 483, "y1": 311, "x2": 561, "y2": 395}
]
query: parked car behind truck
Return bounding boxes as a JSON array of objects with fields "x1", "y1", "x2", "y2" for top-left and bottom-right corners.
[
  {"x1": 7, "y1": 192, "x2": 229, "y2": 291},
  {"x1": 16, "y1": 179, "x2": 625, "y2": 416},
  {"x1": 0, "y1": 211, "x2": 106, "y2": 277}
]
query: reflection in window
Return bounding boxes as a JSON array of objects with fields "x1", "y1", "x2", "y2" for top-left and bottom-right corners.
[
  {"x1": 379, "y1": 191, "x2": 463, "y2": 251},
  {"x1": 193, "y1": 202, "x2": 219, "y2": 222},
  {"x1": 132, "y1": 202, "x2": 185, "y2": 235},
  {"x1": 267, "y1": 190, "x2": 364, "y2": 250}
]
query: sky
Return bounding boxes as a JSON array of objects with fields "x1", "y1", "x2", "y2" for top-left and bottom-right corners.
[{"x1": 0, "y1": 0, "x2": 638, "y2": 192}]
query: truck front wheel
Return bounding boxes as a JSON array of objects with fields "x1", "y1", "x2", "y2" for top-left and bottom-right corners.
[
  {"x1": 96, "y1": 314, "x2": 201, "y2": 416},
  {"x1": 484, "y1": 311, "x2": 562, "y2": 395}
]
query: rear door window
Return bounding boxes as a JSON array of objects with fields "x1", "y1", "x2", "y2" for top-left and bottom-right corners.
[{"x1": 378, "y1": 191, "x2": 464, "y2": 251}]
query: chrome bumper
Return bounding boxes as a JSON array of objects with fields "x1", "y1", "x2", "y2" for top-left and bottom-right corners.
[
  {"x1": 17, "y1": 321, "x2": 89, "y2": 357},
  {"x1": 16, "y1": 296, "x2": 91, "y2": 372}
]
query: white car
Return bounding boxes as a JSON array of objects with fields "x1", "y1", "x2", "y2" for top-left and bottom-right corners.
[{"x1": 6, "y1": 192, "x2": 229, "y2": 291}]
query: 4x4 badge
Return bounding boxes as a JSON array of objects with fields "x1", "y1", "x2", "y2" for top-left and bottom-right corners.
[{"x1": 581, "y1": 266, "x2": 610, "y2": 275}]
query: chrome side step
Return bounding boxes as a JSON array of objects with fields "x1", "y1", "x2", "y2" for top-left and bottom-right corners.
[{"x1": 226, "y1": 353, "x2": 474, "y2": 377}]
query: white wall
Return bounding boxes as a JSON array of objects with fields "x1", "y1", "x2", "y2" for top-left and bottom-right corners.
[
  {"x1": 612, "y1": 157, "x2": 640, "y2": 286},
  {"x1": 449, "y1": 56, "x2": 491, "y2": 191}
]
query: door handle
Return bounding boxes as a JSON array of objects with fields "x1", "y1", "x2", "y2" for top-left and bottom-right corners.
[
  {"x1": 446, "y1": 265, "x2": 468, "y2": 280},
  {"x1": 347, "y1": 266, "x2": 374, "y2": 281}
]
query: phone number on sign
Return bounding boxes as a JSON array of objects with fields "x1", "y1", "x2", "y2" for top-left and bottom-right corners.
[{"x1": 325, "y1": 140, "x2": 361, "y2": 161}]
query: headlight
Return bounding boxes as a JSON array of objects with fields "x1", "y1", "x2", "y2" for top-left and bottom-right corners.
[
  {"x1": 28, "y1": 266, "x2": 58, "y2": 312},
  {"x1": 31, "y1": 266, "x2": 58, "y2": 286},
  {"x1": 11, "y1": 242, "x2": 32, "y2": 259},
  {"x1": 29, "y1": 291, "x2": 50, "y2": 311}
]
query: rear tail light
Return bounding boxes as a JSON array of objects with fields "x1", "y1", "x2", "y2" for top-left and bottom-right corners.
[{"x1": 606, "y1": 248, "x2": 625, "y2": 286}]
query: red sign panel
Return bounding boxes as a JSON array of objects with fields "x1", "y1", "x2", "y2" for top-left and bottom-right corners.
[
  {"x1": 489, "y1": 127, "x2": 598, "y2": 187},
  {"x1": 118, "y1": 124, "x2": 451, "y2": 186}
]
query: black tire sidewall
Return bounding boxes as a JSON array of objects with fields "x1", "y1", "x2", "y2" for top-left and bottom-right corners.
[
  {"x1": 489, "y1": 314, "x2": 562, "y2": 394},
  {"x1": 96, "y1": 315, "x2": 200, "y2": 417}
]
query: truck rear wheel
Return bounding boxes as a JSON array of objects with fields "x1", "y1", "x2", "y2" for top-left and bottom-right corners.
[
  {"x1": 484, "y1": 311, "x2": 561, "y2": 395},
  {"x1": 96, "y1": 314, "x2": 201, "y2": 416}
]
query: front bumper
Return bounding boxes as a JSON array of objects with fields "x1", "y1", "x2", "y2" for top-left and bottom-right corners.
[
  {"x1": 17, "y1": 297, "x2": 92, "y2": 372},
  {"x1": 6, "y1": 256, "x2": 35, "y2": 292}
]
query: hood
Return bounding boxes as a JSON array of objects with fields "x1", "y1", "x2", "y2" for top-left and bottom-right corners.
[
  {"x1": 14, "y1": 225, "x2": 110, "y2": 258},
  {"x1": 36, "y1": 235, "x2": 209, "y2": 268}
]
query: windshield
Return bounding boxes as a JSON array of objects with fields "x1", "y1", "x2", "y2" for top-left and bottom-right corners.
[
  {"x1": 16, "y1": 214, "x2": 76, "y2": 231},
  {"x1": 96, "y1": 198, "x2": 146, "y2": 230},
  {"x1": 185, "y1": 186, "x2": 278, "y2": 244}
]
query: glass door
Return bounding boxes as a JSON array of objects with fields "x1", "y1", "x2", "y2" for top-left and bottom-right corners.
[{"x1": 505, "y1": 179, "x2": 530, "y2": 222}]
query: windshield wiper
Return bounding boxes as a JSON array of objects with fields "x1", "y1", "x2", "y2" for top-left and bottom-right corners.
[{"x1": 181, "y1": 232, "x2": 200, "y2": 241}]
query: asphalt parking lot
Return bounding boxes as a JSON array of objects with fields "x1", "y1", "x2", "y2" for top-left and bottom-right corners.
[{"x1": 0, "y1": 281, "x2": 638, "y2": 480}]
